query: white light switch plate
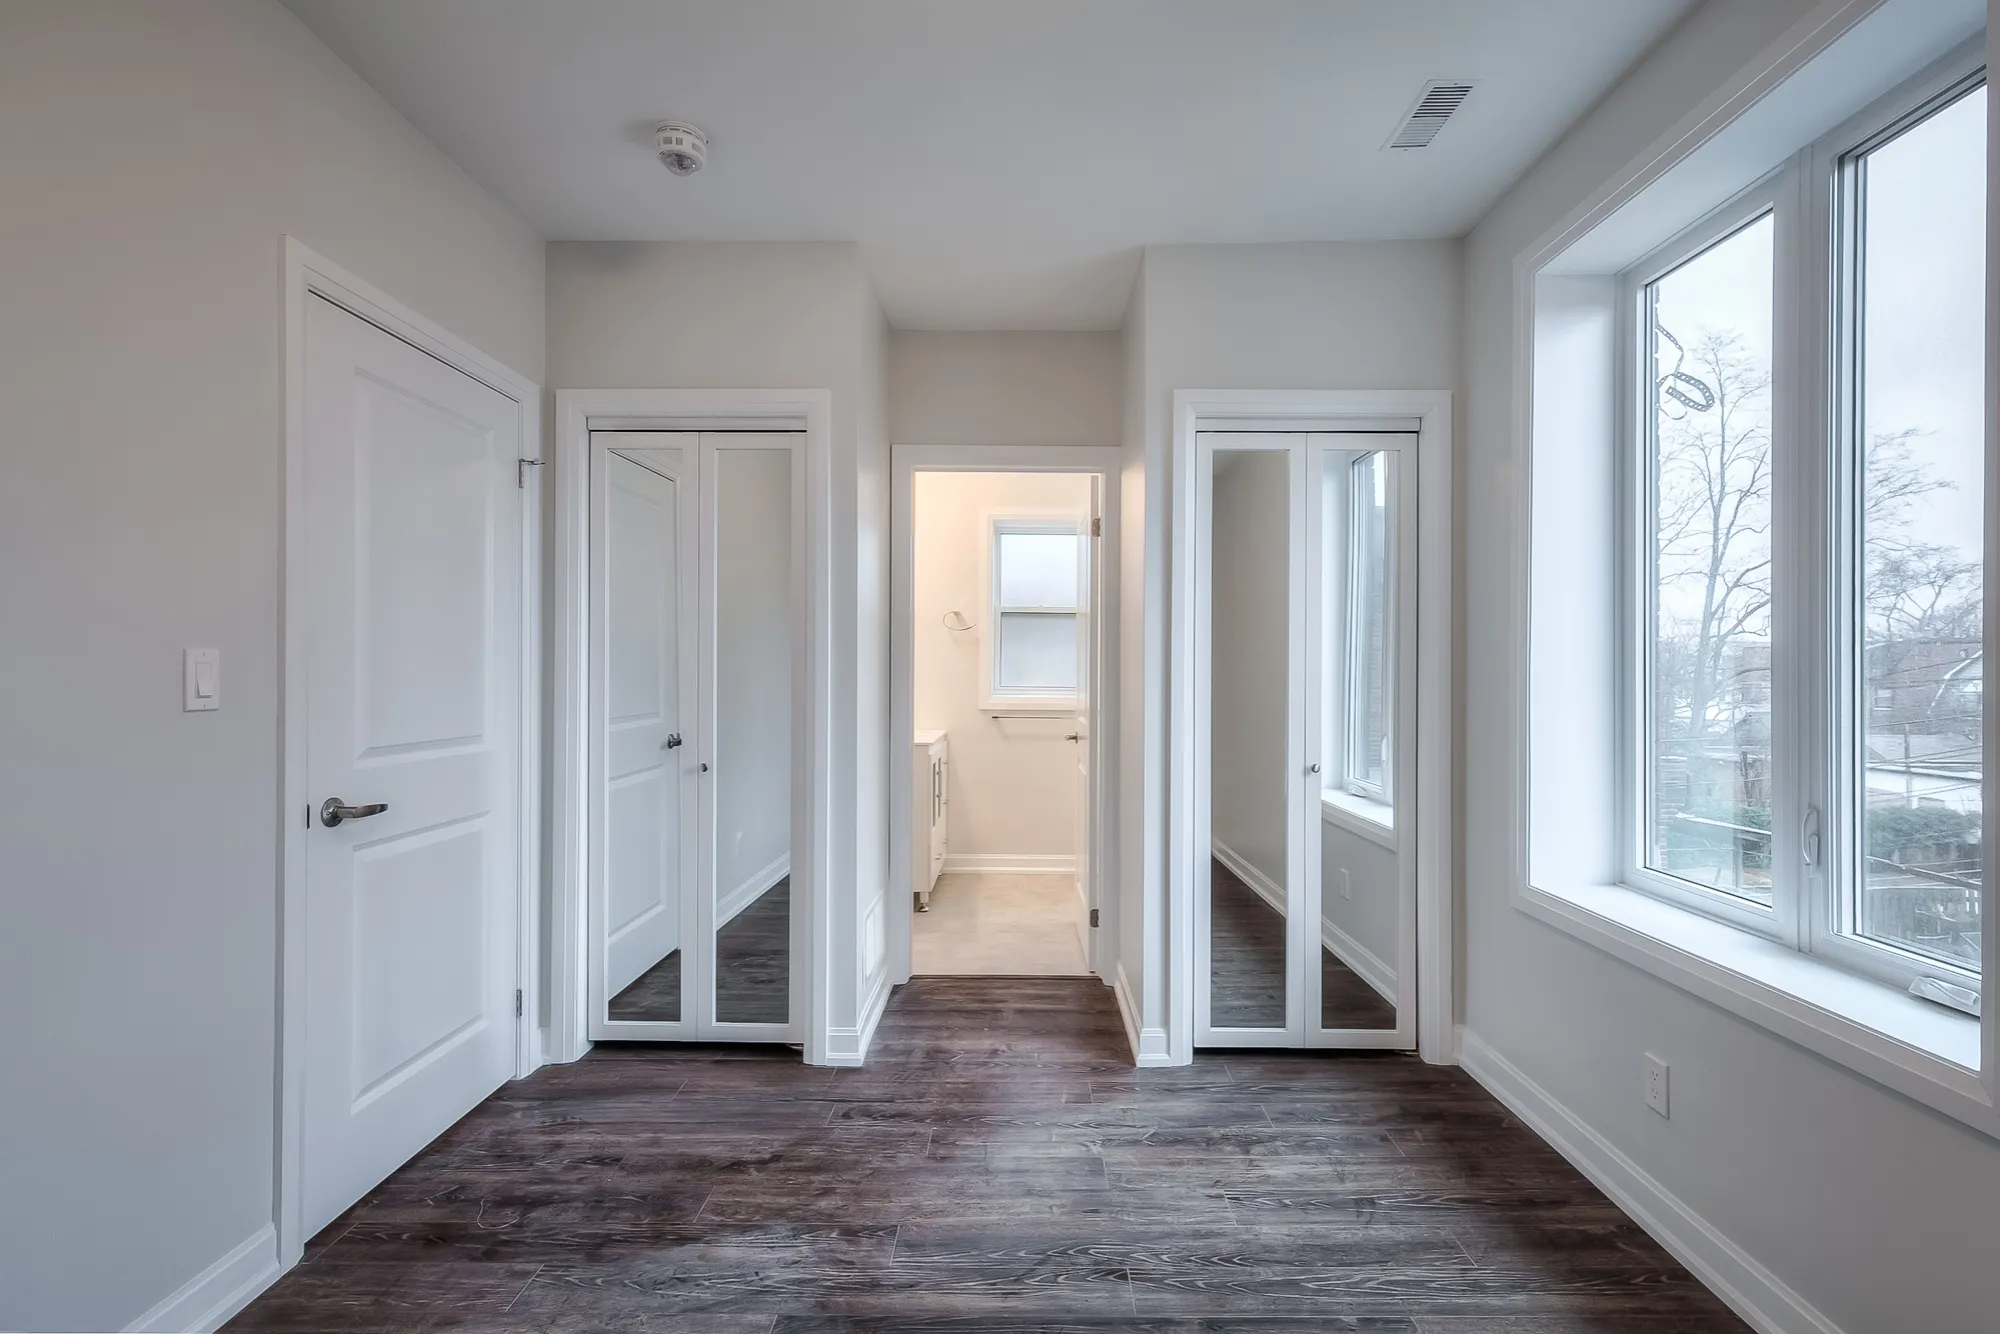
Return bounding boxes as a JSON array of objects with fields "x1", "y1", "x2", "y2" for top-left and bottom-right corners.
[
  {"x1": 184, "y1": 648, "x2": 220, "y2": 712},
  {"x1": 1644, "y1": 1053, "x2": 1670, "y2": 1118}
]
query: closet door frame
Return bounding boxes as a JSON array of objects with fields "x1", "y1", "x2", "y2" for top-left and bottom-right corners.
[
  {"x1": 551, "y1": 389, "x2": 834, "y2": 1066},
  {"x1": 1169, "y1": 390, "x2": 1454, "y2": 1066}
]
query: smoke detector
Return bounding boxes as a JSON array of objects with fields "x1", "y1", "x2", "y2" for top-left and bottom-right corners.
[{"x1": 654, "y1": 121, "x2": 707, "y2": 176}]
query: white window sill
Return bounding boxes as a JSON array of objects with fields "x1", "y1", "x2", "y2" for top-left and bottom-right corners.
[
  {"x1": 1321, "y1": 789, "x2": 1395, "y2": 849},
  {"x1": 1517, "y1": 879, "x2": 1996, "y2": 1141},
  {"x1": 981, "y1": 698, "x2": 1077, "y2": 719}
]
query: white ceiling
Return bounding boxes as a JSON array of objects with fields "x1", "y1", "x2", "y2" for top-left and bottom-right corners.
[{"x1": 284, "y1": 0, "x2": 1693, "y2": 329}]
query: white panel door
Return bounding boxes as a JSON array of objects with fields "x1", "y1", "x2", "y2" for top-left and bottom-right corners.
[
  {"x1": 302, "y1": 294, "x2": 521, "y2": 1237},
  {"x1": 601, "y1": 451, "x2": 686, "y2": 998}
]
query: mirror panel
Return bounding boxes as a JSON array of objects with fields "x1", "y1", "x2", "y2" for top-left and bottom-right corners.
[
  {"x1": 1206, "y1": 448, "x2": 1293, "y2": 1030},
  {"x1": 1316, "y1": 445, "x2": 1400, "y2": 1033},
  {"x1": 712, "y1": 445, "x2": 795, "y2": 1025},
  {"x1": 602, "y1": 446, "x2": 689, "y2": 1025}
]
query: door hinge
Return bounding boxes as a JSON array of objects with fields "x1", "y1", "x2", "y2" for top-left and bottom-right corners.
[
  {"x1": 514, "y1": 989, "x2": 523, "y2": 1017},
  {"x1": 517, "y1": 457, "x2": 545, "y2": 488},
  {"x1": 1090, "y1": 516, "x2": 1102, "y2": 538},
  {"x1": 1089, "y1": 908, "x2": 1100, "y2": 927}
]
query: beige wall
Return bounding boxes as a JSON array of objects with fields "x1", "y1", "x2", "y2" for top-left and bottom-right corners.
[
  {"x1": 0, "y1": 2, "x2": 544, "y2": 1328},
  {"x1": 913, "y1": 471, "x2": 1092, "y2": 866},
  {"x1": 890, "y1": 330, "x2": 1122, "y2": 448}
]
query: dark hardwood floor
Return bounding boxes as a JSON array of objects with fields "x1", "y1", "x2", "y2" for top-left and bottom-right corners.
[
  {"x1": 716, "y1": 876, "x2": 790, "y2": 1024},
  {"x1": 1209, "y1": 858, "x2": 1399, "y2": 1031},
  {"x1": 607, "y1": 877, "x2": 792, "y2": 1024},
  {"x1": 607, "y1": 949, "x2": 681, "y2": 1022},
  {"x1": 228, "y1": 976, "x2": 1749, "y2": 1333}
]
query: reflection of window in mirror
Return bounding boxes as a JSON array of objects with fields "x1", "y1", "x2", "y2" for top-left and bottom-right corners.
[
  {"x1": 1324, "y1": 451, "x2": 1393, "y2": 832},
  {"x1": 986, "y1": 518, "x2": 1083, "y2": 710}
]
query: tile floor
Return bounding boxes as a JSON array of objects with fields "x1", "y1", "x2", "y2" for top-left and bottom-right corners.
[{"x1": 912, "y1": 872, "x2": 1089, "y2": 975}]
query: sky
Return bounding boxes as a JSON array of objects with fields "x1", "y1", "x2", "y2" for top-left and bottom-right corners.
[{"x1": 1862, "y1": 84, "x2": 1986, "y2": 563}]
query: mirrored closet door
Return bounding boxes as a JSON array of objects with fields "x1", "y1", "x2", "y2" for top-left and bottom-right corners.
[
  {"x1": 588, "y1": 430, "x2": 801, "y2": 1042},
  {"x1": 1195, "y1": 431, "x2": 1418, "y2": 1049}
]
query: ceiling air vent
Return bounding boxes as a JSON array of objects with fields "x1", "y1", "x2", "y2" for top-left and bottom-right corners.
[{"x1": 1385, "y1": 81, "x2": 1476, "y2": 150}]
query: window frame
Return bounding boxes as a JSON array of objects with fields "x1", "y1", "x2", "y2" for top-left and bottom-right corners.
[
  {"x1": 1815, "y1": 59, "x2": 1989, "y2": 997},
  {"x1": 1615, "y1": 50, "x2": 1988, "y2": 1004},
  {"x1": 1617, "y1": 178, "x2": 1794, "y2": 942},
  {"x1": 981, "y1": 512, "x2": 1085, "y2": 713}
]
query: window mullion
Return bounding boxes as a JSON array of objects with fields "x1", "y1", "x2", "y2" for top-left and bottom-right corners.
[
  {"x1": 1810, "y1": 134, "x2": 1855, "y2": 968},
  {"x1": 1771, "y1": 148, "x2": 1817, "y2": 954}
]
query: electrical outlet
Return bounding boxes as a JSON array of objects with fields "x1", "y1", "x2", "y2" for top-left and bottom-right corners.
[
  {"x1": 1340, "y1": 868, "x2": 1352, "y2": 901},
  {"x1": 1644, "y1": 1054, "x2": 1670, "y2": 1118}
]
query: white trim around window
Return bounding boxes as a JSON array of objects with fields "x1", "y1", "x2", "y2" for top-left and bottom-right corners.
[
  {"x1": 1517, "y1": 17, "x2": 1997, "y2": 1141},
  {"x1": 980, "y1": 511, "x2": 1087, "y2": 715},
  {"x1": 1616, "y1": 178, "x2": 1790, "y2": 942},
  {"x1": 1612, "y1": 49, "x2": 1988, "y2": 998}
]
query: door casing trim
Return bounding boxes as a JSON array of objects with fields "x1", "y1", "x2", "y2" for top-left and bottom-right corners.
[
  {"x1": 278, "y1": 237, "x2": 544, "y2": 1269},
  {"x1": 1168, "y1": 389, "x2": 1455, "y2": 1066},
  {"x1": 888, "y1": 445, "x2": 1123, "y2": 998},
  {"x1": 549, "y1": 389, "x2": 837, "y2": 1067}
]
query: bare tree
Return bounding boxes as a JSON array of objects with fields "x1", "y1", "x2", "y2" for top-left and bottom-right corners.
[
  {"x1": 1652, "y1": 339, "x2": 1978, "y2": 749},
  {"x1": 1861, "y1": 428, "x2": 1981, "y2": 642},
  {"x1": 1653, "y1": 329, "x2": 1772, "y2": 746}
]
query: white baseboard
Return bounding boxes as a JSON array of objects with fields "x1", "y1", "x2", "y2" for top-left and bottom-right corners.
[
  {"x1": 823, "y1": 966, "x2": 893, "y2": 1067},
  {"x1": 941, "y1": 852, "x2": 1076, "y2": 875},
  {"x1": 717, "y1": 853, "x2": 789, "y2": 928},
  {"x1": 1114, "y1": 961, "x2": 1174, "y2": 1066},
  {"x1": 1460, "y1": 1032, "x2": 1843, "y2": 1334},
  {"x1": 1321, "y1": 919, "x2": 1396, "y2": 1005},
  {"x1": 1211, "y1": 839, "x2": 1285, "y2": 915},
  {"x1": 125, "y1": 1223, "x2": 279, "y2": 1333}
]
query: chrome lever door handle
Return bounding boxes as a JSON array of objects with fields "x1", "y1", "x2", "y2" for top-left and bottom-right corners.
[
  {"x1": 662, "y1": 732, "x2": 683, "y2": 750},
  {"x1": 321, "y1": 798, "x2": 389, "y2": 828}
]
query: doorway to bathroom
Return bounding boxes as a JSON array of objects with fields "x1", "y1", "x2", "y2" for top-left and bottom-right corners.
[{"x1": 889, "y1": 447, "x2": 1120, "y2": 988}]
